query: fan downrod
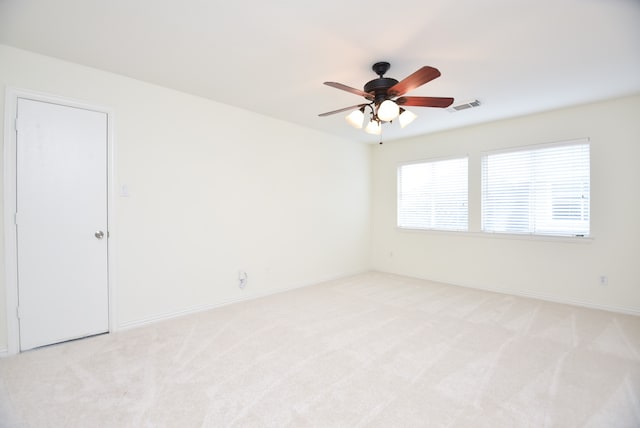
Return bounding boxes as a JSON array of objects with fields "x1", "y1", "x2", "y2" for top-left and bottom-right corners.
[
  {"x1": 372, "y1": 61, "x2": 391, "y2": 77},
  {"x1": 364, "y1": 61, "x2": 398, "y2": 103}
]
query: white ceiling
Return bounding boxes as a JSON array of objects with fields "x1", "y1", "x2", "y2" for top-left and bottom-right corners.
[{"x1": 1, "y1": 0, "x2": 639, "y2": 143}]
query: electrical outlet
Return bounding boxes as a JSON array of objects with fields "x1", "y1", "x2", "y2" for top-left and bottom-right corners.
[
  {"x1": 599, "y1": 275, "x2": 608, "y2": 286},
  {"x1": 238, "y1": 270, "x2": 248, "y2": 289}
]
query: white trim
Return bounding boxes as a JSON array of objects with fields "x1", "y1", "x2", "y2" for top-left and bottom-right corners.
[
  {"x1": 480, "y1": 139, "x2": 591, "y2": 238},
  {"x1": 397, "y1": 153, "x2": 471, "y2": 168},
  {"x1": 0, "y1": 346, "x2": 8, "y2": 357},
  {"x1": 2, "y1": 89, "x2": 19, "y2": 356},
  {"x1": 2, "y1": 87, "x2": 117, "y2": 356},
  {"x1": 103, "y1": 266, "x2": 640, "y2": 333},
  {"x1": 473, "y1": 282, "x2": 640, "y2": 316},
  {"x1": 381, "y1": 270, "x2": 640, "y2": 316},
  {"x1": 396, "y1": 227, "x2": 594, "y2": 244},
  {"x1": 119, "y1": 269, "x2": 369, "y2": 331},
  {"x1": 479, "y1": 137, "x2": 590, "y2": 157},
  {"x1": 397, "y1": 156, "x2": 470, "y2": 232}
]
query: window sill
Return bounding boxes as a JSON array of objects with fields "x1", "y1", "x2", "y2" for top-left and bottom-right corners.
[{"x1": 396, "y1": 227, "x2": 593, "y2": 244}]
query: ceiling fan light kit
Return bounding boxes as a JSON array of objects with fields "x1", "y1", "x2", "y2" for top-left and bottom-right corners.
[
  {"x1": 345, "y1": 107, "x2": 365, "y2": 128},
  {"x1": 320, "y1": 61, "x2": 454, "y2": 142},
  {"x1": 365, "y1": 119, "x2": 382, "y2": 135},
  {"x1": 398, "y1": 108, "x2": 417, "y2": 128},
  {"x1": 377, "y1": 99, "x2": 400, "y2": 121}
]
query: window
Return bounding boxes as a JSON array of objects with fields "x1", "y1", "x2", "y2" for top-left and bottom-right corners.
[
  {"x1": 398, "y1": 157, "x2": 468, "y2": 231},
  {"x1": 481, "y1": 140, "x2": 590, "y2": 237}
]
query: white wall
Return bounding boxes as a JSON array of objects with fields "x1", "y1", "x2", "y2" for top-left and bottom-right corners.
[
  {"x1": 1, "y1": 44, "x2": 637, "y2": 355},
  {"x1": 372, "y1": 95, "x2": 640, "y2": 314},
  {"x1": 0, "y1": 45, "x2": 372, "y2": 351}
]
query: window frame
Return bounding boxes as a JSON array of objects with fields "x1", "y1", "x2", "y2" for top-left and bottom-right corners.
[
  {"x1": 480, "y1": 138, "x2": 591, "y2": 238},
  {"x1": 396, "y1": 155, "x2": 469, "y2": 232}
]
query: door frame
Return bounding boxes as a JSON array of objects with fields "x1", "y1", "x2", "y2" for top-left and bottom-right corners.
[{"x1": 3, "y1": 87, "x2": 117, "y2": 355}]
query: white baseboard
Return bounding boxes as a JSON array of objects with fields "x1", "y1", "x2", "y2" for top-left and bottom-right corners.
[
  {"x1": 379, "y1": 270, "x2": 640, "y2": 316},
  {"x1": 118, "y1": 269, "x2": 369, "y2": 331},
  {"x1": 488, "y1": 286, "x2": 640, "y2": 316},
  {"x1": 0, "y1": 347, "x2": 8, "y2": 357}
]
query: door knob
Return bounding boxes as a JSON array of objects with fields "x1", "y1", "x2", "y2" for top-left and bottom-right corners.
[{"x1": 95, "y1": 230, "x2": 105, "y2": 239}]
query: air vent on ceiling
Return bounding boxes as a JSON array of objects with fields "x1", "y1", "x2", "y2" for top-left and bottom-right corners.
[{"x1": 448, "y1": 99, "x2": 481, "y2": 112}]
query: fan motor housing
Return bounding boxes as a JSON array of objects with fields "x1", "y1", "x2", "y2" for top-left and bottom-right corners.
[{"x1": 364, "y1": 77, "x2": 399, "y2": 104}]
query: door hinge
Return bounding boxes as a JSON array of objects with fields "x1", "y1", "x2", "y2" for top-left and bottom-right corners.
[
  {"x1": 16, "y1": 306, "x2": 21, "y2": 319},
  {"x1": 14, "y1": 212, "x2": 18, "y2": 225},
  {"x1": 15, "y1": 117, "x2": 19, "y2": 132}
]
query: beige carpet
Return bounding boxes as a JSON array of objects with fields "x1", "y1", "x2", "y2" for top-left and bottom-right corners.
[{"x1": 1, "y1": 272, "x2": 639, "y2": 427}]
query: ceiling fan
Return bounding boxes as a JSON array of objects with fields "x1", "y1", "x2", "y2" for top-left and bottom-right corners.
[{"x1": 319, "y1": 61, "x2": 454, "y2": 137}]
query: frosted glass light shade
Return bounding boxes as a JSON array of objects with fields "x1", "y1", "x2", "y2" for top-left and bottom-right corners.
[
  {"x1": 345, "y1": 108, "x2": 365, "y2": 128},
  {"x1": 365, "y1": 119, "x2": 382, "y2": 135},
  {"x1": 377, "y1": 100, "x2": 399, "y2": 121},
  {"x1": 399, "y1": 108, "x2": 417, "y2": 128}
]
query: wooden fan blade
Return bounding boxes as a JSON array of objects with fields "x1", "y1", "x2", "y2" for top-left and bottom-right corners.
[
  {"x1": 324, "y1": 82, "x2": 374, "y2": 100},
  {"x1": 388, "y1": 66, "x2": 441, "y2": 97},
  {"x1": 396, "y1": 96, "x2": 454, "y2": 108},
  {"x1": 318, "y1": 104, "x2": 368, "y2": 117}
]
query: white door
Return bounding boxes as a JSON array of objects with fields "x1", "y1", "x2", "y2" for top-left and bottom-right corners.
[{"x1": 16, "y1": 98, "x2": 109, "y2": 351}]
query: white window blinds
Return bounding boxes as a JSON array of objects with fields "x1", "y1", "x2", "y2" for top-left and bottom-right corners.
[
  {"x1": 481, "y1": 140, "x2": 590, "y2": 237},
  {"x1": 398, "y1": 157, "x2": 468, "y2": 231}
]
